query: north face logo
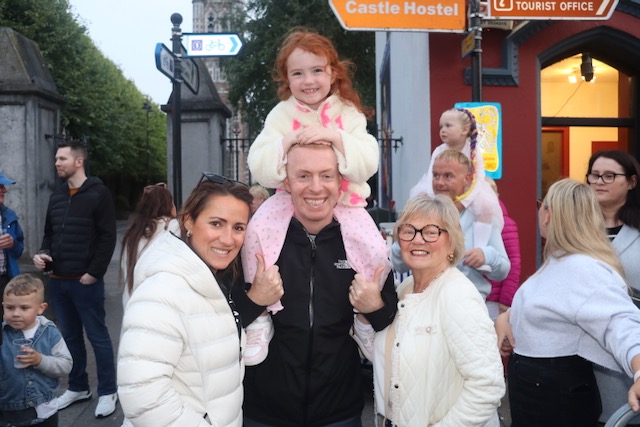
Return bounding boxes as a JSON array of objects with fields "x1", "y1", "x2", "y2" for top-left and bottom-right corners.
[{"x1": 334, "y1": 259, "x2": 351, "y2": 269}]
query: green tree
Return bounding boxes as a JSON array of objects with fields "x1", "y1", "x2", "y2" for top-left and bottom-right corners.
[
  {"x1": 0, "y1": 0, "x2": 168, "y2": 188},
  {"x1": 222, "y1": 0, "x2": 376, "y2": 135}
]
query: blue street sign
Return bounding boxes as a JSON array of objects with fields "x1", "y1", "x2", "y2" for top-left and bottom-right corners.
[
  {"x1": 155, "y1": 43, "x2": 176, "y2": 82},
  {"x1": 155, "y1": 43, "x2": 199, "y2": 95},
  {"x1": 182, "y1": 33, "x2": 243, "y2": 57}
]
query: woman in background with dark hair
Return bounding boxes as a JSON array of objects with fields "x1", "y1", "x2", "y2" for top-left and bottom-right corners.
[
  {"x1": 586, "y1": 150, "x2": 640, "y2": 425},
  {"x1": 117, "y1": 174, "x2": 282, "y2": 427},
  {"x1": 120, "y1": 183, "x2": 177, "y2": 309}
]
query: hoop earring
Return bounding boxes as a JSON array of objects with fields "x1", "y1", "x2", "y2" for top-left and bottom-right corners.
[{"x1": 186, "y1": 230, "x2": 192, "y2": 238}]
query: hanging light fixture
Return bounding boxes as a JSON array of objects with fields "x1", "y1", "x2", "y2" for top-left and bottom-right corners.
[{"x1": 580, "y1": 53, "x2": 594, "y2": 82}]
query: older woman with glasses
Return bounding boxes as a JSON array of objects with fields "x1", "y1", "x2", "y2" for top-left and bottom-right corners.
[
  {"x1": 117, "y1": 174, "x2": 283, "y2": 427},
  {"x1": 496, "y1": 178, "x2": 640, "y2": 427},
  {"x1": 120, "y1": 182, "x2": 178, "y2": 309},
  {"x1": 585, "y1": 150, "x2": 640, "y2": 425},
  {"x1": 372, "y1": 194, "x2": 504, "y2": 427}
]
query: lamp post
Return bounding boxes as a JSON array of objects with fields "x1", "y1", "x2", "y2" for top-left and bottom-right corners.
[
  {"x1": 142, "y1": 101, "x2": 152, "y2": 184},
  {"x1": 470, "y1": 0, "x2": 483, "y2": 102}
]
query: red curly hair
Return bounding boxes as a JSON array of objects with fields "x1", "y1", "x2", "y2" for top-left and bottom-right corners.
[{"x1": 272, "y1": 28, "x2": 373, "y2": 119}]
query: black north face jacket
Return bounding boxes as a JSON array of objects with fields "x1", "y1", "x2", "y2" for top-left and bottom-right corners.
[
  {"x1": 40, "y1": 176, "x2": 116, "y2": 278},
  {"x1": 235, "y1": 218, "x2": 397, "y2": 427}
]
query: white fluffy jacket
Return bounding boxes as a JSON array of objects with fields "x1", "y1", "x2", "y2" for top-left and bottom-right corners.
[
  {"x1": 248, "y1": 94, "x2": 378, "y2": 201},
  {"x1": 118, "y1": 232, "x2": 245, "y2": 427},
  {"x1": 373, "y1": 268, "x2": 505, "y2": 427}
]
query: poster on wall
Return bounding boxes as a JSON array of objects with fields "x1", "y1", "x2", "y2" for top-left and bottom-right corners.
[{"x1": 454, "y1": 102, "x2": 503, "y2": 179}]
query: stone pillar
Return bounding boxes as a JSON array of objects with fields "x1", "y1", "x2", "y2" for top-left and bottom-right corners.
[
  {"x1": 162, "y1": 57, "x2": 232, "y2": 205},
  {"x1": 0, "y1": 27, "x2": 65, "y2": 257}
]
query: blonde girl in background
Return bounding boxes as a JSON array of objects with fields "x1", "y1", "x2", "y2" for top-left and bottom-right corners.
[{"x1": 410, "y1": 108, "x2": 503, "y2": 273}]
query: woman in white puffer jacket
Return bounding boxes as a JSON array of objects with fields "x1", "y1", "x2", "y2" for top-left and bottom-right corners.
[{"x1": 117, "y1": 174, "x2": 283, "y2": 427}]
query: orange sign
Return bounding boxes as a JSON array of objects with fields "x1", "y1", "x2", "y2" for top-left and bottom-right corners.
[
  {"x1": 489, "y1": 0, "x2": 618, "y2": 19},
  {"x1": 329, "y1": 0, "x2": 466, "y2": 32}
]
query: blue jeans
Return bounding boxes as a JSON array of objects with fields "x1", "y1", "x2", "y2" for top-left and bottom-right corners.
[
  {"x1": 48, "y1": 277, "x2": 116, "y2": 396},
  {"x1": 244, "y1": 416, "x2": 362, "y2": 427}
]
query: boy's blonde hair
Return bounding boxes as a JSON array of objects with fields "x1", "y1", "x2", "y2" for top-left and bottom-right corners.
[{"x1": 3, "y1": 274, "x2": 45, "y2": 303}]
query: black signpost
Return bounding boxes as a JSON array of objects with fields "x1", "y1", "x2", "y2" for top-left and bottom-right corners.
[{"x1": 155, "y1": 13, "x2": 243, "y2": 208}]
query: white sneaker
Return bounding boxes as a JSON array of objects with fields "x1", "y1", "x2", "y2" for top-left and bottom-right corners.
[
  {"x1": 95, "y1": 393, "x2": 118, "y2": 418},
  {"x1": 243, "y1": 315, "x2": 274, "y2": 366},
  {"x1": 57, "y1": 389, "x2": 92, "y2": 410}
]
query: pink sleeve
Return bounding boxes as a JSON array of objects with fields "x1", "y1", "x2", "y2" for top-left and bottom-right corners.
[
  {"x1": 498, "y1": 215, "x2": 521, "y2": 306},
  {"x1": 240, "y1": 192, "x2": 294, "y2": 314},
  {"x1": 333, "y1": 205, "x2": 392, "y2": 289}
]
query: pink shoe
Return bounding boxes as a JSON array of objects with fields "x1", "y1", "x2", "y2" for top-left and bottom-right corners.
[
  {"x1": 244, "y1": 315, "x2": 274, "y2": 366},
  {"x1": 351, "y1": 318, "x2": 375, "y2": 362}
]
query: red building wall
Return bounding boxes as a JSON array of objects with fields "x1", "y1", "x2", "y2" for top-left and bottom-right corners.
[{"x1": 429, "y1": 11, "x2": 640, "y2": 281}]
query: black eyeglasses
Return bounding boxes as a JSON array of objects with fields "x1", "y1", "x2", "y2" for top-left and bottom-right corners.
[
  {"x1": 397, "y1": 224, "x2": 448, "y2": 243},
  {"x1": 586, "y1": 172, "x2": 626, "y2": 184},
  {"x1": 197, "y1": 172, "x2": 248, "y2": 188}
]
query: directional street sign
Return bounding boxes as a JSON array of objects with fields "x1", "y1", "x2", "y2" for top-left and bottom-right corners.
[
  {"x1": 461, "y1": 31, "x2": 475, "y2": 59},
  {"x1": 182, "y1": 33, "x2": 243, "y2": 57},
  {"x1": 488, "y1": 0, "x2": 618, "y2": 19},
  {"x1": 154, "y1": 43, "x2": 199, "y2": 95},
  {"x1": 328, "y1": 0, "x2": 466, "y2": 32},
  {"x1": 155, "y1": 43, "x2": 175, "y2": 81},
  {"x1": 179, "y1": 47, "x2": 200, "y2": 95}
]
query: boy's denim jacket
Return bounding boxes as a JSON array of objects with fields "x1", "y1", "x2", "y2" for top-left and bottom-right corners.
[{"x1": 1, "y1": 315, "x2": 72, "y2": 411}]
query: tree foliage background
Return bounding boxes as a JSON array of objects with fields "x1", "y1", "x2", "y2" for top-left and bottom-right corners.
[
  {"x1": 222, "y1": 0, "x2": 377, "y2": 135},
  {"x1": 0, "y1": 0, "x2": 167, "y2": 208}
]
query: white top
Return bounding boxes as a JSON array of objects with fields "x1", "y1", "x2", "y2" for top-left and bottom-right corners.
[{"x1": 510, "y1": 253, "x2": 640, "y2": 376}]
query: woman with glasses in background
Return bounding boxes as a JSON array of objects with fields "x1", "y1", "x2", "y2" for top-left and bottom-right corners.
[
  {"x1": 117, "y1": 174, "x2": 283, "y2": 427},
  {"x1": 372, "y1": 194, "x2": 504, "y2": 427},
  {"x1": 120, "y1": 183, "x2": 178, "y2": 309},
  {"x1": 585, "y1": 150, "x2": 640, "y2": 425}
]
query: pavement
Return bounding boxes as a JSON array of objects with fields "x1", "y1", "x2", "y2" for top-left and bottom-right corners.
[
  {"x1": 22, "y1": 219, "x2": 510, "y2": 427},
  {"x1": 21, "y1": 221, "x2": 129, "y2": 426}
]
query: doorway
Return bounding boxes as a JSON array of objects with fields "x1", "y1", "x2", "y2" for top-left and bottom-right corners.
[{"x1": 540, "y1": 53, "x2": 635, "y2": 198}]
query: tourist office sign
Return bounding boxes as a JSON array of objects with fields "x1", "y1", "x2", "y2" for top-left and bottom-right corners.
[
  {"x1": 488, "y1": 0, "x2": 618, "y2": 19},
  {"x1": 329, "y1": 0, "x2": 466, "y2": 32}
]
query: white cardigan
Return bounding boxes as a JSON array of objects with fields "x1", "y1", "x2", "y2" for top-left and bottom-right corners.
[
  {"x1": 373, "y1": 268, "x2": 505, "y2": 427},
  {"x1": 118, "y1": 232, "x2": 245, "y2": 427}
]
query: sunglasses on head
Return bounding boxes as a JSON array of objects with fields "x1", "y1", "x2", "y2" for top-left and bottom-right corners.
[
  {"x1": 197, "y1": 172, "x2": 248, "y2": 188},
  {"x1": 144, "y1": 182, "x2": 167, "y2": 192}
]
